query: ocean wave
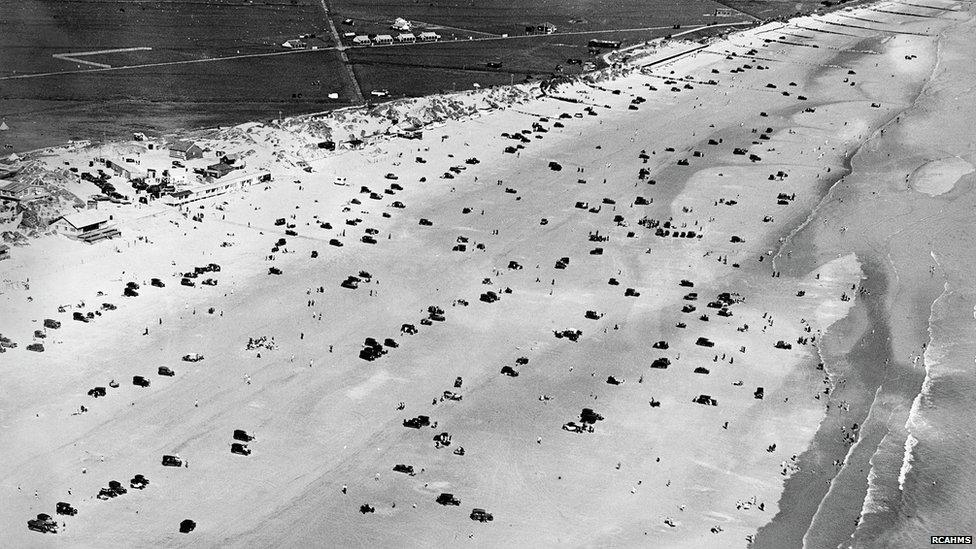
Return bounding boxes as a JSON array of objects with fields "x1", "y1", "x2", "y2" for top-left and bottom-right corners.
[{"x1": 897, "y1": 434, "x2": 918, "y2": 491}]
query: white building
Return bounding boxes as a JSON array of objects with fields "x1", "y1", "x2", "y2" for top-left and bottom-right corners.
[
  {"x1": 51, "y1": 211, "x2": 121, "y2": 243},
  {"x1": 396, "y1": 33, "x2": 416, "y2": 43},
  {"x1": 391, "y1": 17, "x2": 411, "y2": 31},
  {"x1": 374, "y1": 34, "x2": 394, "y2": 45},
  {"x1": 353, "y1": 35, "x2": 371, "y2": 45},
  {"x1": 163, "y1": 170, "x2": 272, "y2": 206},
  {"x1": 419, "y1": 32, "x2": 441, "y2": 42}
]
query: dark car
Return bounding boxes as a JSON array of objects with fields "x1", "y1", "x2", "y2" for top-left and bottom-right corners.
[
  {"x1": 27, "y1": 513, "x2": 57, "y2": 534},
  {"x1": 130, "y1": 474, "x2": 149, "y2": 489},
  {"x1": 133, "y1": 375, "x2": 150, "y2": 387},
  {"x1": 436, "y1": 493, "x2": 461, "y2": 506},
  {"x1": 162, "y1": 454, "x2": 183, "y2": 467},
  {"x1": 402, "y1": 415, "x2": 431, "y2": 429},
  {"x1": 179, "y1": 519, "x2": 196, "y2": 533},
  {"x1": 158, "y1": 366, "x2": 175, "y2": 376},
  {"x1": 393, "y1": 464, "x2": 415, "y2": 475},
  {"x1": 56, "y1": 502, "x2": 78, "y2": 516},
  {"x1": 470, "y1": 508, "x2": 494, "y2": 522},
  {"x1": 231, "y1": 443, "x2": 251, "y2": 456},
  {"x1": 150, "y1": 278, "x2": 165, "y2": 288},
  {"x1": 233, "y1": 429, "x2": 255, "y2": 442}
]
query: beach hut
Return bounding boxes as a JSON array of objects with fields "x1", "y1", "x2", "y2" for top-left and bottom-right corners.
[
  {"x1": 374, "y1": 34, "x2": 394, "y2": 45},
  {"x1": 396, "y1": 33, "x2": 416, "y2": 43},
  {"x1": 419, "y1": 32, "x2": 440, "y2": 42}
]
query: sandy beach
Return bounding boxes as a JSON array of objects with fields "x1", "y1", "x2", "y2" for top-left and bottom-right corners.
[{"x1": 1, "y1": 1, "x2": 973, "y2": 546}]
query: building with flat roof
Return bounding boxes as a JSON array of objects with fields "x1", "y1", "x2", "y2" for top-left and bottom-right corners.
[
  {"x1": 105, "y1": 158, "x2": 146, "y2": 180},
  {"x1": 163, "y1": 170, "x2": 272, "y2": 206},
  {"x1": 205, "y1": 162, "x2": 236, "y2": 179}
]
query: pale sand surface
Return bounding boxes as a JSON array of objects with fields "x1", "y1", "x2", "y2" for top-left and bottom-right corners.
[
  {"x1": 0, "y1": 1, "x2": 971, "y2": 547},
  {"x1": 908, "y1": 156, "x2": 973, "y2": 196}
]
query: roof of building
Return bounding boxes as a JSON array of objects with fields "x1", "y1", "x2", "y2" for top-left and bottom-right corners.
[
  {"x1": 0, "y1": 244, "x2": 9, "y2": 252},
  {"x1": 419, "y1": 31, "x2": 439, "y2": 37},
  {"x1": 59, "y1": 211, "x2": 110, "y2": 229},
  {"x1": 206, "y1": 164, "x2": 235, "y2": 177},
  {"x1": 375, "y1": 34, "x2": 393, "y2": 40},
  {"x1": 0, "y1": 180, "x2": 30, "y2": 194},
  {"x1": 169, "y1": 140, "x2": 200, "y2": 152}
]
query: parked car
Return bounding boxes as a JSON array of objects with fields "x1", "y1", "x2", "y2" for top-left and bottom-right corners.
[
  {"x1": 470, "y1": 508, "x2": 494, "y2": 522},
  {"x1": 130, "y1": 474, "x2": 149, "y2": 489},
  {"x1": 27, "y1": 513, "x2": 57, "y2": 534},
  {"x1": 158, "y1": 366, "x2": 175, "y2": 376},
  {"x1": 230, "y1": 443, "x2": 251, "y2": 456},
  {"x1": 436, "y1": 493, "x2": 461, "y2": 506}
]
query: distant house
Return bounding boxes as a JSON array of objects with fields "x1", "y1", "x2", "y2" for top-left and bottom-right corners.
[
  {"x1": 353, "y1": 35, "x2": 371, "y2": 46},
  {"x1": 282, "y1": 39, "x2": 307, "y2": 49},
  {"x1": 396, "y1": 33, "x2": 416, "y2": 43},
  {"x1": 391, "y1": 17, "x2": 411, "y2": 32},
  {"x1": 105, "y1": 158, "x2": 145, "y2": 180},
  {"x1": 205, "y1": 162, "x2": 235, "y2": 179},
  {"x1": 419, "y1": 32, "x2": 440, "y2": 42},
  {"x1": 715, "y1": 7, "x2": 734, "y2": 16},
  {"x1": 169, "y1": 141, "x2": 203, "y2": 161},
  {"x1": 374, "y1": 34, "x2": 394, "y2": 45},
  {"x1": 526, "y1": 22, "x2": 556, "y2": 35},
  {"x1": 0, "y1": 244, "x2": 9, "y2": 261},
  {"x1": 0, "y1": 180, "x2": 48, "y2": 203}
]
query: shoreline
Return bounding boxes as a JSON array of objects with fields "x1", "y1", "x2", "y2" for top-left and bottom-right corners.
[
  {"x1": 755, "y1": 4, "x2": 973, "y2": 545},
  {"x1": 1, "y1": 1, "x2": 971, "y2": 545}
]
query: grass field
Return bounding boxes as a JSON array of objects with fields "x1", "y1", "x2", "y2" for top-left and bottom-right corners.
[{"x1": 0, "y1": 0, "x2": 765, "y2": 151}]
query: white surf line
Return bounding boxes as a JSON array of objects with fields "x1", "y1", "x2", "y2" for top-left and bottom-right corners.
[{"x1": 52, "y1": 47, "x2": 152, "y2": 69}]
